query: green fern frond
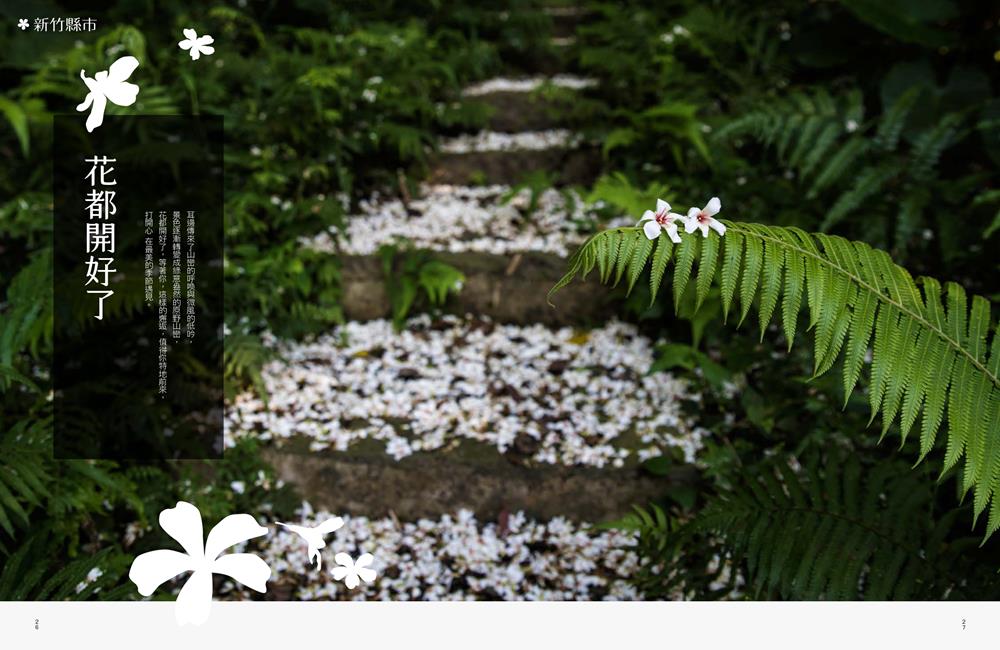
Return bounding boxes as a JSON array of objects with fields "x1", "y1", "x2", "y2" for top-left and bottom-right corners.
[
  {"x1": 224, "y1": 333, "x2": 274, "y2": 399},
  {"x1": 0, "y1": 417, "x2": 51, "y2": 538},
  {"x1": 623, "y1": 456, "x2": 991, "y2": 600},
  {"x1": 551, "y1": 222, "x2": 1000, "y2": 538},
  {"x1": 714, "y1": 86, "x2": 969, "y2": 255},
  {"x1": 696, "y1": 456, "x2": 988, "y2": 599},
  {"x1": 874, "y1": 86, "x2": 920, "y2": 151},
  {"x1": 0, "y1": 536, "x2": 130, "y2": 601},
  {"x1": 820, "y1": 163, "x2": 898, "y2": 231}
]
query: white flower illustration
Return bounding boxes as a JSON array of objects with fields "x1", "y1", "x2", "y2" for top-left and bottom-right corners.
[
  {"x1": 178, "y1": 28, "x2": 215, "y2": 60},
  {"x1": 638, "y1": 198, "x2": 684, "y2": 243},
  {"x1": 684, "y1": 196, "x2": 726, "y2": 237},
  {"x1": 276, "y1": 517, "x2": 344, "y2": 570},
  {"x1": 331, "y1": 552, "x2": 377, "y2": 589},
  {"x1": 128, "y1": 501, "x2": 270, "y2": 626},
  {"x1": 76, "y1": 56, "x2": 140, "y2": 132},
  {"x1": 18, "y1": 19, "x2": 29, "y2": 30}
]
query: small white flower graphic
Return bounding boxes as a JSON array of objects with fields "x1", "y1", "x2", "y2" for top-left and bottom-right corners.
[
  {"x1": 638, "y1": 198, "x2": 684, "y2": 243},
  {"x1": 684, "y1": 196, "x2": 726, "y2": 237},
  {"x1": 17, "y1": 19, "x2": 29, "y2": 30},
  {"x1": 178, "y1": 28, "x2": 215, "y2": 60},
  {"x1": 128, "y1": 501, "x2": 270, "y2": 626},
  {"x1": 331, "y1": 552, "x2": 377, "y2": 589}
]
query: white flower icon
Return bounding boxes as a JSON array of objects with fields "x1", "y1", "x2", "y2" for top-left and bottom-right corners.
[
  {"x1": 128, "y1": 501, "x2": 270, "y2": 625},
  {"x1": 331, "y1": 552, "x2": 377, "y2": 589},
  {"x1": 178, "y1": 28, "x2": 215, "y2": 60},
  {"x1": 17, "y1": 19, "x2": 29, "y2": 30}
]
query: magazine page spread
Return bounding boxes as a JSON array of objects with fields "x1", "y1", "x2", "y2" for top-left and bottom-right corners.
[{"x1": 0, "y1": 1, "x2": 998, "y2": 647}]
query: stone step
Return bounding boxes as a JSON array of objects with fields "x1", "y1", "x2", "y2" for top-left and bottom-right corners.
[
  {"x1": 309, "y1": 184, "x2": 613, "y2": 257},
  {"x1": 339, "y1": 250, "x2": 616, "y2": 325},
  {"x1": 226, "y1": 317, "x2": 708, "y2": 521},
  {"x1": 544, "y1": 5, "x2": 592, "y2": 40},
  {"x1": 503, "y1": 36, "x2": 578, "y2": 77},
  {"x1": 550, "y1": 35, "x2": 577, "y2": 47},
  {"x1": 300, "y1": 184, "x2": 631, "y2": 325},
  {"x1": 430, "y1": 145, "x2": 600, "y2": 186},
  {"x1": 246, "y1": 507, "x2": 651, "y2": 600},
  {"x1": 462, "y1": 75, "x2": 597, "y2": 98},
  {"x1": 262, "y1": 437, "x2": 695, "y2": 522},
  {"x1": 462, "y1": 76, "x2": 597, "y2": 132}
]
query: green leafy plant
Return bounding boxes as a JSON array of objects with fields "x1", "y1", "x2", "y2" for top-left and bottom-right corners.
[
  {"x1": 552, "y1": 220, "x2": 1000, "y2": 537},
  {"x1": 0, "y1": 536, "x2": 133, "y2": 601},
  {"x1": 714, "y1": 80, "x2": 992, "y2": 255},
  {"x1": 379, "y1": 244, "x2": 465, "y2": 330},
  {"x1": 587, "y1": 172, "x2": 671, "y2": 220},
  {"x1": 616, "y1": 454, "x2": 997, "y2": 600}
]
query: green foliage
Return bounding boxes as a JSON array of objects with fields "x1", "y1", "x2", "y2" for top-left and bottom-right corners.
[
  {"x1": 0, "y1": 536, "x2": 133, "y2": 601},
  {"x1": 713, "y1": 83, "x2": 985, "y2": 255},
  {"x1": 379, "y1": 244, "x2": 465, "y2": 330},
  {"x1": 0, "y1": 5, "x2": 509, "y2": 392},
  {"x1": 576, "y1": 1, "x2": 997, "y2": 282},
  {"x1": 569, "y1": 0, "x2": 999, "y2": 602},
  {"x1": 839, "y1": 0, "x2": 956, "y2": 47},
  {"x1": 0, "y1": 0, "x2": 529, "y2": 600},
  {"x1": 223, "y1": 332, "x2": 274, "y2": 400},
  {"x1": 0, "y1": 405, "x2": 146, "y2": 566},
  {"x1": 0, "y1": 97, "x2": 30, "y2": 156},
  {"x1": 0, "y1": 249, "x2": 52, "y2": 378},
  {"x1": 587, "y1": 173, "x2": 671, "y2": 221},
  {"x1": 553, "y1": 222, "x2": 1000, "y2": 538},
  {"x1": 617, "y1": 454, "x2": 996, "y2": 600}
]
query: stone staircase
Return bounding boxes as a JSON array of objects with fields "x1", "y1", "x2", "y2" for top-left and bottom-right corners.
[
  {"x1": 228, "y1": 316, "x2": 706, "y2": 521},
  {"x1": 226, "y1": 6, "x2": 704, "y2": 601},
  {"x1": 303, "y1": 184, "x2": 630, "y2": 324}
]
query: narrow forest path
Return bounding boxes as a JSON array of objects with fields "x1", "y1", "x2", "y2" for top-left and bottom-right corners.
[{"x1": 225, "y1": 6, "x2": 704, "y2": 601}]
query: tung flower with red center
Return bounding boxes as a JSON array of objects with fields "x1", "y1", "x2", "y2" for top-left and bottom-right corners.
[
  {"x1": 684, "y1": 197, "x2": 726, "y2": 237},
  {"x1": 638, "y1": 199, "x2": 683, "y2": 243}
]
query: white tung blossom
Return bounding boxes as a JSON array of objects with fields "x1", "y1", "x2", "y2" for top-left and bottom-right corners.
[
  {"x1": 684, "y1": 197, "x2": 726, "y2": 237},
  {"x1": 638, "y1": 199, "x2": 684, "y2": 243}
]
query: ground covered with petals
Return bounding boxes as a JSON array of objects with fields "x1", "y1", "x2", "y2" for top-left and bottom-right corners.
[
  {"x1": 226, "y1": 315, "x2": 706, "y2": 467},
  {"x1": 303, "y1": 184, "x2": 628, "y2": 257},
  {"x1": 222, "y1": 508, "x2": 646, "y2": 601}
]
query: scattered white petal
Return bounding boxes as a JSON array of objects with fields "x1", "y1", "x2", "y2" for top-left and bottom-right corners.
[
  {"x1": 439, "y1": 130, "x2": 581, "y2": 154},
  {"x1": 463, "y1": 75, "x2": 598, "y2": 96},
  {"x1": 301, "y1": 184, "x2": 630, "y2": 257},
  {"x1": 226, "y1": 509, "x2": 654, "y2": 601},
  {"x1": 225, "y1": 316, "x2": 706, "y2": 467}
]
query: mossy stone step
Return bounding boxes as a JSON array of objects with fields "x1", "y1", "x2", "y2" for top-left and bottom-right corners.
[
  {"x1": 471, "y1": 90, "x2": 574, "y2": 132},
  {"x1": 341, "y1": 250, "x2": 620, "y2": 326},
  {"x1": 262, "y1": 436, "x2": 695, "y2": 521},
  {"x1": 545, "y1": 5, "x2": 592, "y2": 39},
  {"x1": 429, "y1": 147, "x2": 600, "y2": 186}
]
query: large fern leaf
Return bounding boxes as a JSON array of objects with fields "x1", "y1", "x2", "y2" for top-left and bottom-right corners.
[{"x1": 551, "y1": 222, "x2": 1000, "y2": 538}]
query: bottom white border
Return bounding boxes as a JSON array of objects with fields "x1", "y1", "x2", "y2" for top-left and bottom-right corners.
[{"x1": 2, "y1": 601, "x2": 996, "y2": 649}]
